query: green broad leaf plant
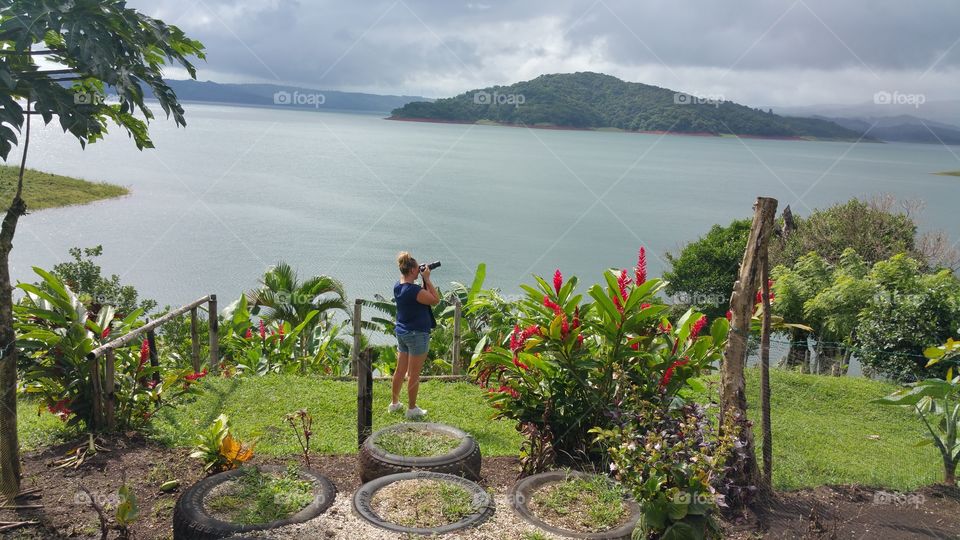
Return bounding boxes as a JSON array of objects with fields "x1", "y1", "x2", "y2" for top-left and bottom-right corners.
[{"x1": 875, "y1": 338, "x2": 960, "y2": 485}]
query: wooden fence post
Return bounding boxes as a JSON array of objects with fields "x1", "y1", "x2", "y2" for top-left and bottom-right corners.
[
  {"x1": 720, "y1": 196, "x2": 777, "y2": 503},
  {"x1": 351, "y1": 299, "x2": 362, "y2": 376},
  {"x1": 357, "y1": 348, "x2": 374, "y2": 448},
  {"x1": 190, "y1": 306, "x2": 201, "y2": 373},
  {"x1": 104, "y1": 349, "x2": 116, "y2": 431},
  {"x1": 88, "y1": 355, "x2": 103, "y2": 431},
  {"x1": 760, "y1": 256, "x2": 773, "y2": 486},
  {"x1": 147, "y1": 327, "x2": 160, "y2": 385},
  {"x1": 208, "y1": 294, "x2": 219, "y2": 371},
  {"x1": 452, "y1": 297, "x2": 462, "y2": 375}
]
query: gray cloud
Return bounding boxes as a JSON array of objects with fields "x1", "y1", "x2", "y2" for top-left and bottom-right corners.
[{"x1": 131, "y1": 0, "x2": 960, "y2": 106}]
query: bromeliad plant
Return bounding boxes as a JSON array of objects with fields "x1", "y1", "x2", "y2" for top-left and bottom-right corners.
[
  {"x1": 15, "y1": 267, "x2": 203, "y2": 430},
  {"x1": 473, "y1": 248, "x2": 729, "y2": 472},
  {"x1": 874, "y1": 338, "x2": 960, "y2": 485}
]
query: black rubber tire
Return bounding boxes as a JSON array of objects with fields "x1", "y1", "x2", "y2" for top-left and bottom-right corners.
[
  {"x1": 508, "y1": 470, "x2": 641, "y2": 539},
  {"x1": 172, "y1": 465, "x2": 336, "y2": 540},
  {"x1": 353, "y1": 471, "x2": 495, "y2": 535},
  {"x1": 358, "y1": 422, "x2": 482, "y2": 482}
]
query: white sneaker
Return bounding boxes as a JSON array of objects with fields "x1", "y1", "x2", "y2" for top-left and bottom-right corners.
[
  {"x1": 387, "y1": 402, "x2": 403, "y2": 414},
  {"x1": 405, "y1": 406, "x2": 427, "y2": 420}
]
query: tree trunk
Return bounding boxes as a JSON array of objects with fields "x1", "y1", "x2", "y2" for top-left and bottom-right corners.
[
  {"x1": 0, "y1": 103, "x2": 32, "y2": 499},
  {"x1": 783, "y1": 328, "x2": 810, "y2": 372},
  {"x1": 944, "y1": 455, "x2": 956, "y2": 486},
  {"x1": 720, "y1": 196, "x2": 777, "y2": 505},
  {"x1": 0, "y1": 196, "x2": 25, "y2": 500}
]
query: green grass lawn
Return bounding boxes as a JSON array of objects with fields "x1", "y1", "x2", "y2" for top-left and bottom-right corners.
[
  {"x1": 18, "y1": 369, "x2": 941, "y2": 491},
  {"x1": 717, "y1": 369, "x2": 939, "y2": 490},
  {"x1": 148, "y1": 376, "x2": 523, "y2": 456},
  {"x1": 0, "y1": 165, "x2": 128, "y2": 210}
]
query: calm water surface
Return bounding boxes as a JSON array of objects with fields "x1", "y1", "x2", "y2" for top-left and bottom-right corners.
[{"x1": 11, "y1": 103, "x2": 960, "y2": 307}]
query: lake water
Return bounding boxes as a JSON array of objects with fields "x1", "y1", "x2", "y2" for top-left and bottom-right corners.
[{"x1": 11, "y1": 103, "x2": 960, "y2": 309}]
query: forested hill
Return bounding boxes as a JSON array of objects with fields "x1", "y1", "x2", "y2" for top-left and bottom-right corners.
[{"x1": 390, "y1": 72, "x2": 868, "y2": 140}]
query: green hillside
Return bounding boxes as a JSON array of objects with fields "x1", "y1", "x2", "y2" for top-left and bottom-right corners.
[{"x1": 391, "y1": 72, "x2": 870, "y2": 140}]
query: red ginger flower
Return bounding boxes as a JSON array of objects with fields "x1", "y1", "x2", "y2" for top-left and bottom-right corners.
[
  {"x1": 510, "y1": 324, "x2": 522, "y2": 352},
  {"x1": 658, "y1": 321, "x2": 672, "y2": 333},
  {"x1": 725, "y1": 310, "x2": 733, "y2": 321},
  {"x1": 572, "y1": 306, "x2": 580, "y2": 329},
  {"x1": 497, "y1": 384, "x2": 520, "y2": 399},
  {"x1": 512, "y1": 356, "x2": 529, "y2": 371},
  {"x1": 617, "y1": 269, "x2": 631, "y2": 301},
  {"x1": 245, "y1": 328, "x2": 253, "y2": 339},
  {"x1": 521, "y1": 324, "x2": 540, "y2": 341},
  {"x1": 138, "y1": 338, "x2": 150, "y2": 371},
  {"x1": 101, "y1": 327, "x2": 111, "y2": 340},
  {"x1": 635, "y1": 246, "x2": 647, "y2": 285},
  {"x1": 577, "y1": 334, "x2": 584, "y2": 346},
  {"x1": 613, "y1": 293, "x2": 623, "y2": 314},
  {"x1": 553, "y1": 269, "x2": 563, "y2": 295},
  {"x1": 278, "y1": 324, "x2": 285, "y2": 341},
  {"x1": 660, "y1": 358, "x2": 689, "y2": 390},
  {"x1": 185, "y1": 368, "x2": 208, "y2": 382},
  {"x1": 259, "y1": 319, "x2": 266, "y2": 339},
  {"x1": 641, "y1": 303, "x2": 651, "y2": 310},
  {"x1": 543, "y1": 296, "x2": 562, "y2": 316},
  {"x1": 48, "y1": 399, "x2": 71, "y2": 421},
  {"x1": 560, "y1": 315, "x2": 569, "y2": 337},
  {"x1": 690, "y1": 315, "x2": 708, "y2": 339}
]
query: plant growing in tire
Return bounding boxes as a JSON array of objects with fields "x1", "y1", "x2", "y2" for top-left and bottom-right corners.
[
  {"x1": 353, "y1": 471, "x2": 494, "y2": 535},
  {"x1": 173, "y1": 464, "x2": 335, "y2": 540},
  {"x1": 359, "y1": 423, "x2": 481, "y2": 482},
  {"x1": 509, "y1": 470, "x2": 641, "y2": 540}
]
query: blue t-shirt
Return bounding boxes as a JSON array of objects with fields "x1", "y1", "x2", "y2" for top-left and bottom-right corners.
[{"x1": 394, "y1": 281, "x2": 433, "y2": 334}]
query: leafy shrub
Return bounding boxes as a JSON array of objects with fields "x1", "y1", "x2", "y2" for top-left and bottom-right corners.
[
  {"x1": 593, "y1": 403, "x2": 740, "y2": 539},
  {"x1": 473, "y1": 250, "x2": 727, "y2": 472},
  {"x1": 15, "y1": 267, "x2": 202, "y2": 430},
  {"x1": 664, "y1": 219, "x2": 751, "y2": 319},
  {"x1": 52, "y1": 245, "x2": 156, "y2": 315},
  {"x1": 856, "y1": 256, "x2": 960, "y2": 381},
  {"x1": 218, "y1": 294, "x2": 346, "y2": 376}
]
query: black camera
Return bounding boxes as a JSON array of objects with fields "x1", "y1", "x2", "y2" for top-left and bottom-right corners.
[{"x1": 419, "y1": 261, "x2": 441, "y2": 272}]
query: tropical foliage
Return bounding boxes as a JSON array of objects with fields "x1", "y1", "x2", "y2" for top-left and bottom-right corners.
[
  {"x1": 773, "y1": 251, "x2": 960, "y2": 380},
  {"x1": 664, "y1": 219, "x2": 751, "y2": 319},
  {"x1": 247, "y1": 262, "x2": 347, "y2": 358},
  {"x1": 472, "y1": 250, "x2": 728, "y2": 468},
  {"x1": 190, "y1": 414, "x2": 256, "y2": 474},
  {"x1": 15, "y1": 267, "x2": 203, "y2": 430},
  {"x1": 875, "y1": 338, "x2": 960, "y2": 484}
]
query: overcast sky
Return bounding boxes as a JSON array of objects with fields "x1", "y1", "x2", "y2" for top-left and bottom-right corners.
[{"x1": 129, "y1": 0, "x2": 959, "y2": 107}]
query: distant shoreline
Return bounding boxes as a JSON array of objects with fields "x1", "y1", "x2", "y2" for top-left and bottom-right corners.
[{"x1": 386, "y1": 116, "x2": 820, "y2": 141}]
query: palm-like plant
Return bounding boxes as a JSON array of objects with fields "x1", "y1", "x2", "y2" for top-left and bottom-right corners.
[{"x1": 247, "y1": 263, "x2": 347, "y2": 358}]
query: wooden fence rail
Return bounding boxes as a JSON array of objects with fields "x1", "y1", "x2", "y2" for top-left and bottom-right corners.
[{"x1": 86, "y1": 294, "x2": 217, "y2": 431}]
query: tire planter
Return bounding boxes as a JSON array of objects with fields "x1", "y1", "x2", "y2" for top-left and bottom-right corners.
[
  {"x1": 358, "y1": 422, "x2": 481, "y2": 482},
  {"x1": 353, "y1": 471, "x2": 495, "y2": 535},
  {"x1": 173, "y1": 465, "x2": 336, "y2": 540},
  {"x1": 508, "y1": 470, "x2": 641, "y2": 540}
]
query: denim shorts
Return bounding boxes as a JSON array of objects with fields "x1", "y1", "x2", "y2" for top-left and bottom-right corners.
[{"x1": 396, "y1": 330, "x2": 431, "y2": 356}]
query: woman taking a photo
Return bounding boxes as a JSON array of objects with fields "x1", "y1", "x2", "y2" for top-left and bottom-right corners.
[{"x1": 389, "y1": 251, "x2": 439, "y2": 419}]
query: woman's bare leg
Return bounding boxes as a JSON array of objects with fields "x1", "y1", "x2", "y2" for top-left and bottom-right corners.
[
  {"x1": 406, "y1": 353, "x2": 427, "y2": 409},
  {"x1": 392, "y1": 352, "x2": 409, "y2": 404}
]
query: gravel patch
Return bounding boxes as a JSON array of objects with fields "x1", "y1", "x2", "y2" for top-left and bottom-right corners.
[{"x1": 236, "y1": 487, "x2": 563, "y2": 539}]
